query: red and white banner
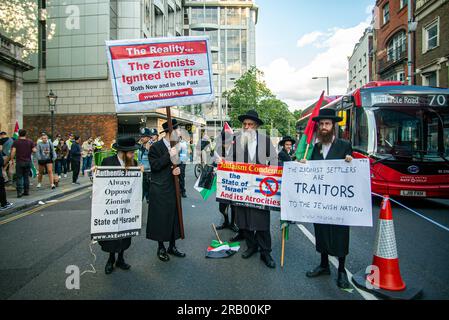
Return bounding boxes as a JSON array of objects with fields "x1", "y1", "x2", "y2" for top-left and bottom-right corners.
[
  {"x1": 216, "y1": 162, "x2": 283, "y2": 211},
  {"x1": 106, "y1": 36, "x2": 214, "y2": 112}
]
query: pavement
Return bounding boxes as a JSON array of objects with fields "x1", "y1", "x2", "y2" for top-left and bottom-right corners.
[
  {"x1": 1, "y1": 165, "x2": 448, "y2": 300},
  {"x1": 1, "y1": 172, "x2": 92, "y2": 217}
]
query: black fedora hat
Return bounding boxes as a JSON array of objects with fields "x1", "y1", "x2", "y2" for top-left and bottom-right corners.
[
  {"x1": 279, "y1": 136, "x2": 296, "y2": 147},
  {"x1": 238, "y1": 110, "x2": 264, "y2": 126},
  {"x1": 312, "y1": 108, "x2": 343, "y2": 123},
  {"x1": 112, "y1": 137, "x2": 140, "y2": 152},
  {"x1": 160, "y1": 119, "x2": 179, "y2": 134}
]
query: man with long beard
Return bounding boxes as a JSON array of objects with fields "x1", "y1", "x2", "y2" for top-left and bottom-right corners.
[
  {"x1": 146, "y1": 119, "x2": 185, "y2": 262},
  {"x1": 232, "y1": 110, "x2": 278, "y2": 268},
  {"x1": 302, "y1": 108, "x2": 353, "y2": 289}
]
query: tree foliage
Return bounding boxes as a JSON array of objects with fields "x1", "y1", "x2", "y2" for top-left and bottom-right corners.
[{"x1": 225, "y1": 66, "x2": 296, "y2": 136}]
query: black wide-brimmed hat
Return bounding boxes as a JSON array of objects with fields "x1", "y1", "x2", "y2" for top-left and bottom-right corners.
[
  {"x1": 140, "y1": 127, "x2": 158, "y2": 137},
  {"x1": 238, "y1": 110, "x2": 264, "y2": 126},
  {"x1": 312, "y1": 108, "x2": 342, "y2": 122},
  {"x1": 112, "y1": 137, "x2": 140, "y2": 151},
  {"x1": 279, "y1": 136, "x2": 296, "y2": 147},
  {"x1": 160, "y1": 119, "x2": 179, "y2": 134}
]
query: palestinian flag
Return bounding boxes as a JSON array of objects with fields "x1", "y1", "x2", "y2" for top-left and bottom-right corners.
[
  {"x1": 12, "y1": 121, "x2": 19, "y2": 140},
  {"x1": 205, "y1": 240, "x2": 240, "y2": 259},
  {"x1": 194, "y1": 174, "x2": 216, "y2": 200},
  {"x1": 295, "y1": 91, "x2": 325, "y2": 160}
]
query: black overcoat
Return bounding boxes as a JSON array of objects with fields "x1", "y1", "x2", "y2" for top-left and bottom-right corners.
[
  {"x1": 232, "y1": 131, "x2": 278, "y2": 231},
  {"x1": 278, "y1": 148, "x2": 294, "y2": 166},
  {"x1": 98, "y1": 155, "x2": 136, "y2": 253},
  {"x1": 311, "y1": 138, "x2": 353, "y2": 257},
  {"x1": 146, "y1": 139, "x2": 181, "y2": 241}
]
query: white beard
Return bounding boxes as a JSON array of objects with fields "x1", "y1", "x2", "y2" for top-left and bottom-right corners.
[{"x1": 241, "y1": 130, "x2": 256, "y2": 148}]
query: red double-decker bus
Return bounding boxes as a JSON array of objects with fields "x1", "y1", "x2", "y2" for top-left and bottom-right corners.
[{"x1": 298, "y1": 81, "x2": 449, "y2": 198}]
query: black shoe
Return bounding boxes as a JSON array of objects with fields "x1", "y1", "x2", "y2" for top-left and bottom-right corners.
[
  {"x1": 167, "y1": 247, "x2": 186, "y2": 258},
  {"x1": 337, "y1": 271, "x2": 351, "y2": 289},
  {"x1": 306, "y1": 265, "x2": 331, "y2": 278},
  {"x1": 181, "y1": 193, "x2": 187, "y2": 198},
  {"x1": 105, "y1": 261, "x2": 114, "y2": 274},
  {"x1": 116, "y1": 259, "x2": 131, "y2": 270},
  {"x1": 230, "y1": 233, "x2": 245, "y2": 242},
  {"x1": 260, "y1": 254, "x2": 276, "y2": 268},
  {"x1": 215, "y1": 222, "x2": 229, "y2": 230},
  {"x1": 23, "y1": 191, "x2": 30, "y2": 196},
  {"x1": 242, "y1": 247, "x2": 258, "y2": 259},
  {"x1": 157, "y1": 248, "x2": 170, "y2": 262},
  {"x1": 229, "y1": 224, "x2": 239, "y2": 233},
  {"x1": 17, "y1": 193, "x2": 23, "y2": 198}
]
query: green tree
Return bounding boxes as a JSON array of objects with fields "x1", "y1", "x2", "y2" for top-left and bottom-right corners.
[{"x1": 224, "y1": 66, "x2": 296, "y2": 136}]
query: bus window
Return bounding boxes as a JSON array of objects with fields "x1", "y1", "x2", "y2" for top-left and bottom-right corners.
[{"x1": 352, "y1": 108, "x2": 369, "y2": 152}]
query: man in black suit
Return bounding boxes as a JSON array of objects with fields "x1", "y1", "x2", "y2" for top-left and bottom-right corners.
[
  {"x1": 278, "y1": 136, "x2": 296, "y2": 165},
  {"x1": 302, "y1": 108, "x2": 353, "y2": 289},
  {"x1": 146, "y1": 119, "x2": 185, "y2": 262},
  {"x1": 232, "y1": 110, "x2": 278, "y2": 268},
  {"x1": 99, "y1": 137, "x2": 140, "y2": 275}
]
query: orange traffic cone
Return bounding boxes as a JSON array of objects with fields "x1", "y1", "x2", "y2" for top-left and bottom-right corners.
[
  {"x1": 367, "y1": 196, "x2": 405, "y2": 291},
  {"x1": 352, "y1": 195, "x2": 422, "y2": 299}
]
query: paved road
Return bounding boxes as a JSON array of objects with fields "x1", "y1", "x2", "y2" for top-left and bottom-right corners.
[{"x1": 1, "y1": 166, "x2": 448, "y2": 300}]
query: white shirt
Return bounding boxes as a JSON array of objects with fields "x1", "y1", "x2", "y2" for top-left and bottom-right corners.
[
  {"x1": 241, "y1": 131, "x2": 257, "y2": 160},
  {"x1": 321, "y1": 136, "x2": 335, "y2": 159},
  {"x1": 116, "y1": 154, "x2": 125, "y2": 167},
  {"x1": 163, "y1": 138, "x2": 171, "y2": 150}
]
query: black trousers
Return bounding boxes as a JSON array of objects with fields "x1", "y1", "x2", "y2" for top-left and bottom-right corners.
[
  {"x1": 179, "y1": 163, "x2": 186, "y2": 193},
  {"x1": 0, "y1": 176, "x2": 7, "y2": 207},
  {"x1": 219, "y1": 202, "x2": 236, "y2": 225},
  {"x1": 242, "y1": 229, "x2": 272, "y2": 255},
  {"x1": 15, "y1": 161, "x2": 31, "y2": 194},
  {"x1": 71, "y1": 159, "x2": 80, "y2": 183},
  {"x1": 142, "y1": 172, "x2": 151, "y2": 202}
]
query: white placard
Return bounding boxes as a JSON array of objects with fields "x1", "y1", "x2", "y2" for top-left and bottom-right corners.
[
  {"x1": 106, "y1": 36, "x2": 214, "y2": 112},
  {"x1": 91, "y1": 167, "x2": 143, "y2": 240},
  {"x1": 280, "y1": 159, "x2": 373, "y2": 227}
]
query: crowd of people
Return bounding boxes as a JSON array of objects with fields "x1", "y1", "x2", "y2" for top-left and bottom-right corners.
[
  {"x1": 0, "y1": 131, "x2": 105, "y2": 210},
  {"x1": 97, "y1": 108, "x2": 353, "y2": 290},
  {"x1": 1, "y1": 108, "x2": 354, "y2": 289}
]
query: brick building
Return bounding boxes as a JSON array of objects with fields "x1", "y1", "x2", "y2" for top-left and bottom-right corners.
[
  {"x1": 374, "y1": 0, "x2": 410, "y2": 82},
  {"x1": 414, "y1": 0, "x2": 449, "y2": 88}
]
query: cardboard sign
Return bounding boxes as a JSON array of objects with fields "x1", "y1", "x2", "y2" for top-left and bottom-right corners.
[
  {"x1": 106, "y1": 36, "x2": 214, "y2": 112},
  {"x1": 216, "y1": 162, "x2": 282, "y2": 211},
  {"x1": 280, "y1": 159, "x2": 373, "y2": 227},
  {"x1": 91, "y1": 167, "x2": 143, "y2": 240}
]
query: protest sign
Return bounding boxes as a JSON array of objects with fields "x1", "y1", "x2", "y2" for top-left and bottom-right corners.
[
  {"x1": 216, "y1": 162, "x2": 282, "y2": 211},
  {"x1": 105, "y1": 36, "x2": 214, "y2": 112},
  {"x1": 280, "y1": 159, "x2": 372, "y2": 227},
  {"x1": 91, "y1": 167, "x2": 143, "y2": 241}
]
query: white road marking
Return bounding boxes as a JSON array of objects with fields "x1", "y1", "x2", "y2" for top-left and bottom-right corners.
[{"x1": 297, "y1": 224, "x2": 378, "y2": 300}]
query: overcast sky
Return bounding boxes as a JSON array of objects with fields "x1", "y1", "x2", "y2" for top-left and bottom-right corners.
[{"x1": 256, "y1": 0, "x2": 375, "y2": 110}]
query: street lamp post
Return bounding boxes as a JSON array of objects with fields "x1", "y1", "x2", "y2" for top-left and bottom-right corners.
[
  {"x1": 312, "y1": 76, "x2": 330, "y2": 96},
  {"x1": 47, "y1": 90, "x2": 58, "y2": 140}
]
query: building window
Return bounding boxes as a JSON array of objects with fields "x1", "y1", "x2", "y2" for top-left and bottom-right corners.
[
  {"x1": 383, "y1": 3, "x2": 390, "y2": 25},
  {"x1": 39, "y1": 20, "x2": 46, "y2": 69},
  {"x1": 423, "y1": 19, "x2": 439, "y2": 52},
  {"x1": 387, "y1": 30, "x2": 406, "y2": 62},
  {"x1": 398, "y1": 72, "x2": 405, "y2": 82},
  {"x1": 363, "y1": 53, "x2": 367, "y2": 66},
  {"x1": 423, "y1": 71, "x2": 438, "y2": 87},
  {"x1": 400, "y1": 0, "x2": 407, "y2": 10}
]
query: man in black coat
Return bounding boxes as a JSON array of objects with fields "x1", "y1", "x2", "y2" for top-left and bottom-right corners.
[
  {"x1": 98, "y1": 137, "x2": 140, "y2": 274},
  {"x1": 278, "y1": 136, "x2": 296, "y2": 166},
  {"x1": 146, "y1": 119, "x2": 185, "y2": 262},
  {"x1": 214, "y1": 127, "x2": 239, "y2": 235},
  {"x1": 303, "y1": 108, "x2": 353, "y2": 289},
  {"x1": 232, "y1": 110, "x2": 278, "y2": 268}
]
